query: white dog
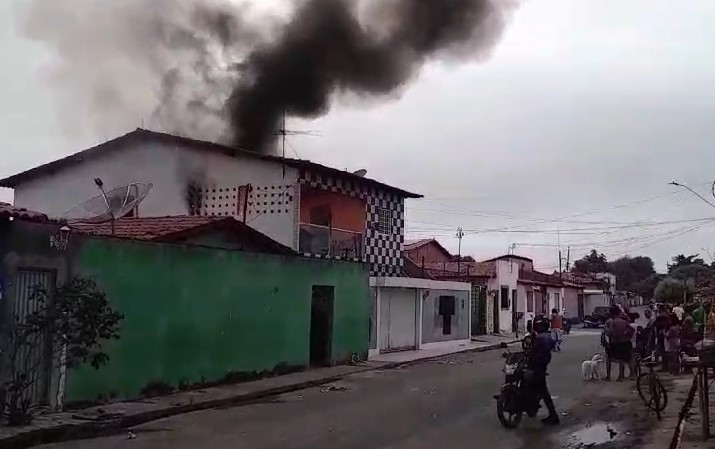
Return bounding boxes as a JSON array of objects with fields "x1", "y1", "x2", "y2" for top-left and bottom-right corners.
[{"x1": 581, "y1": 353, "x2": 605, "y2": 381}]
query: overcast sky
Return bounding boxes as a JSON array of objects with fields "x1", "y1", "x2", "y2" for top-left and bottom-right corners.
[{"x1": 2, "y1": 0, "x2": 715, "y2": 272}]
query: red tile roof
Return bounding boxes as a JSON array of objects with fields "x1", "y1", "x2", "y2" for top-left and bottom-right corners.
[
  {"x1": 423, "y1": 261, "x2": 496, "y2": 278},
  {"x1": 72, "y1": 216, "x2": 295, "y2": 254},
  {"x1": 404, "y1": 239, "x2": 434, "y2": 251},
  {"x1": 402, "y1": 257, "x2": 436, "y2": 279},
  {"x1": 0, "y1": 202, "x2": 49, "y2": 223},
  {"x1": 518, "y1": 269, "x2": 565, "y2": 287},
  {"x1": 72, "y1": 216, "x2": 221, "y2": 240},
  {"x1": 404, "y1": 238, "x2": 453, "y2": 258}
]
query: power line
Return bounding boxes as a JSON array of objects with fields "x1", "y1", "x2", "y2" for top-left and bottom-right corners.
[
  {"x1": 407, "y1": 182, "x2": 712, "y2": 233},
  {"x1": 405, "y1": 217, "x2": 715, "y2": 235}
]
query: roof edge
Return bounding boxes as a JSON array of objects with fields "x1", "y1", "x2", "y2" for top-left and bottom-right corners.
[{"x1": 0, "y1": 129, "x2": 423, "y2": 199}]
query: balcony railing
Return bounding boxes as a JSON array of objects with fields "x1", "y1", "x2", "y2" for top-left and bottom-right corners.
[{"x1": 299, "y1": 223, "x2": 363, "y2": 260}]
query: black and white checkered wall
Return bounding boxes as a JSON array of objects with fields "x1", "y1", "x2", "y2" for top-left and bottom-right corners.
[{"x1": 300, "y1": 170, "x2": 405, "y2": 277}]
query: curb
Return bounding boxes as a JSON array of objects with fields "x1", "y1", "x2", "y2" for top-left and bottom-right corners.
[{"x1": 0, "y1": 340, "x2": 516, "y2": 448}]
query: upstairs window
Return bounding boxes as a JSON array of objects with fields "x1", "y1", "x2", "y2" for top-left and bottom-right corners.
[
  {"x1": 377, "y1": 208, "x2": 391, "y2": 234},
  {"x1": 310, "y1": 205, "x2": 331, "y2": 227}
]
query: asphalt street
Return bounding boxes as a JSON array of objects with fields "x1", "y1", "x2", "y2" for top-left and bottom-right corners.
[{"x1": 39, "y1": 329, "x2": 658, "y2": 449}]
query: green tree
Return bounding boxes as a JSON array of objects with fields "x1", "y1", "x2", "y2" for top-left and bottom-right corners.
[
  {"x1": 607, "y1": 255, "x2": 656, "y2": 292},
  {"x1": 637, "y1": 273, "x2": 666, "y2": 301},
  {"x1": 1, "y1": 277, "x2": 123, "y2": 425},
  {"x1": 572, "y1": 249, "x2": 609, "y2": 274},
  {"x1": 668, "y1": 254, "x2": 707, "y2": 273},
  {"x1": 654, "y1": 277, "x2": 695, "y2": 304}
]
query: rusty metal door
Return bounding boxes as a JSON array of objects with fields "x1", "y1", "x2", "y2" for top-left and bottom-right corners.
[{"x1": 11, "y1": 269, "x2": 54, "y2": 406}]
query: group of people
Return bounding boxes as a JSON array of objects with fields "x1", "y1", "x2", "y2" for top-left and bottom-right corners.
[
  {"x1": 522, "y1": 301, "x2": 715, "y2": 427},
  {"x1": 644, "y1": 301, "x2": 715, "y2": 374},
  {"x1": 601, "y1": 301, "x2": 715, "y2": 380}
]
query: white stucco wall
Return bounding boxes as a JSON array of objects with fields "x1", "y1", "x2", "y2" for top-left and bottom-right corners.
[
  {"x1": 368, "y1": 277, "x2": 472, "y2": 357},
  {"x1": 491, "y1": 259, "x2": 519, "y2": 334},
  {"x1": 546, "y1": 286, "x2": 565, "y2": 313},
  {"x1": 517, "y1": 284, "x2": 532, "y2": 331},
  {"x1": 12, "y1": 140, "x2": 300, "y2": 248}
]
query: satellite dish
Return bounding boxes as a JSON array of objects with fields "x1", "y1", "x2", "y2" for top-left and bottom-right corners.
[
  {"x1": 62, "y1": 182, "x2": 153, "y2": 223},
  {"x1": 352, "y1": 169, "x2": 368, "y2": 178}
]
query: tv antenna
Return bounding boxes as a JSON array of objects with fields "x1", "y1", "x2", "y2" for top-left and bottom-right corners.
[
  {"x1": 352, "y1": 169, "x2": 368, "y2": 178},
  {"x1": 62, "y1": 179, "x2": 153, "y2": 235},
  {"x1": 276, "y1": 109, "x2": 321, "y2": 176}
]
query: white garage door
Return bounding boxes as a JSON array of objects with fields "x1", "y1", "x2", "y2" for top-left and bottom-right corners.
[{"x1": 379, "y1": 288, "x2": 417, "y2": 351}]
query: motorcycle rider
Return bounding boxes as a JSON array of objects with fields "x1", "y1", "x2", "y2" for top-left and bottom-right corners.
[{"x1": 528, "y1": 314, "x2": 560, "y2": 425}]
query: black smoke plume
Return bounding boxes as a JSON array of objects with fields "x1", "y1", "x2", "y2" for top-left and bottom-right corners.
[
  {"x1": 228, "y1": 0, "x2": 512, "y2": 151},
  {"x1": 19, "y1": 0, "x2": 514, "y2": 153}
]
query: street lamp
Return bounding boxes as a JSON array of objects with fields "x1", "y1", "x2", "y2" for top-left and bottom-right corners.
[
  {"x1": 50, "y1": 225, "x2": 72, "y2": 251},
  {"x1": 669, "y1": 180, "x2": 715, "y2": 208}
]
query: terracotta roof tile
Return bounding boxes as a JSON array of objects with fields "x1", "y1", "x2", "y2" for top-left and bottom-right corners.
[
  {"x1": 423, "y1": 261, "x2": 496, "y2": 278},
  {"x1": 72, "y1": 216, "x2": 222, "y2": 240},
  {"x1": 0, "y1": 202, "x2": 49, "y2": 223},
  {"x1": 518, "y1": 269, "x2": 564, "y2": 287},
  {"x1": 404, "y1": 239, "x2": 433, "y2": 251}
]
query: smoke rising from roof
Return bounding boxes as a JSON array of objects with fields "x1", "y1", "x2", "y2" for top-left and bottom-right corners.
[{"x1": 18, "y1": 0, "x2": 515, "y2": 153}]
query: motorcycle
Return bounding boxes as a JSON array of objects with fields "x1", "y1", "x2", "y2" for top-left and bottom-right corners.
[
  {"x1": 493, "y1": 340, "x2": 542, "y2": 428},
  {"x1": 563, "y1": 320, "x2": 572, "y2": 335}
]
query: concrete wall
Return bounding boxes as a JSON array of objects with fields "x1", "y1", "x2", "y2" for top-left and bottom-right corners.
[
  {"x1": 421, "y1": 289, "x2": 469, "y2": 344},
  {"x1": 546, "y1": 287, "x2": 564, "y2": 313},
  {"x1": 66, "y1": 237, "x2": 369, "y2": 402},
  {"x1": 517, "y1": 284, "x2": 532, "y2": 332},
  {"x1": 369, "y1": 287, "x2": 378, "y2": 350},
  {"x1": 563, "y1": 287, "x2": 580, "y2": 320},
  {"x1": 493, "y1": 260, "x2": 519, "y2": 333},
  {"x1": 12, "y1": 140, "x2": 300, "y2": 248}
]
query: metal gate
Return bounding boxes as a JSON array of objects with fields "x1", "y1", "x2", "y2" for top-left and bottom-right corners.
[
  {"x1": 471, "y1": 285, "x2": 486, "y2": 336},
  {"x1": 10, "y1": 269, "x2": 54, "y2": 406}
]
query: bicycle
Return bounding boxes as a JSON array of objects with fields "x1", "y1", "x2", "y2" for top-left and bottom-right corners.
[{"x1": 636, "y1": 353, "x2": 668, "y2": 420}]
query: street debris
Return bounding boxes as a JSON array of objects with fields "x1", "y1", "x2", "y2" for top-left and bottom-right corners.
[
  {"x1": 126, "y1": 431, "x2": 137, "y2": 440},
  {"x1": 320, "y1": 385, "x2": 351, "y2": 393}
]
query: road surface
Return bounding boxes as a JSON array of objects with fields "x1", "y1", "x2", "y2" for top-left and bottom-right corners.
[{"x1": 39, "y1": 329, "x2": 656, "y2": 449}]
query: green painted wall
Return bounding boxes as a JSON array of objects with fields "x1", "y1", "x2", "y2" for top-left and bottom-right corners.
[{"x1": 67, "y1": 237, "x2": 369, "y2": 402}]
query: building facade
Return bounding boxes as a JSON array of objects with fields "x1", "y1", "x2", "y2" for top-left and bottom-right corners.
[{"x1": 1, "y1": 129, "x2": 421, "y2": 277}]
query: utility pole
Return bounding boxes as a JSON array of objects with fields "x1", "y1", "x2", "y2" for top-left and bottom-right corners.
[
  {"x1": 456, "y1": 227, "x2": 465, "y2": 274},
  {"x1": 566, "y1": 246, "x2": 571, "y2": 272},
  {"x1": 559, "y1": 250, "x2": 563, "y2": 281}
]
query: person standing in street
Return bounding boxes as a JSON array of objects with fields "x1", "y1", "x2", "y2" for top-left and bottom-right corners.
[
  {"x1": 665, "y1": 314, "x2": 681, "y2": 375},
  {"x1": 673, "y1": 302, "x2": 685, "y2": 322},
  {"x1": 693, "y1": 301, "x2": 705, "y2": 339},
  {"x1": 604, "y1": 306, "x2": 633, "y2": 381},
  {"x1": 528, "y1": 315, "x2": 560, "y2": 425},
  {"x1": 704, "y1": 302, "x2": 715, "y2": 339},
  {"x1": 550, "y1": 308, "x2": 563, "y2": 352},
  {"x1": 654, "y1": 305, "x2": 671, "y2": 372}
]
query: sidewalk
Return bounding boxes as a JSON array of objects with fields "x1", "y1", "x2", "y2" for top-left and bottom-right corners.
[
  {"x1": 641, "y1": 372, "x2": 714, "y2": 449},
  {"x1": 371, "y1": 334, "x2": 519, "y2": 363},
  {"x1": 0, "y1": 336, "x2": 516, "y2": 448}
]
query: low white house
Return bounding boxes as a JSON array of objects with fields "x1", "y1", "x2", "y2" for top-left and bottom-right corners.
[
  {"x1": 368, "y1": 277, "x2": 472, "y2": 358},
  {"x1": 563, "y1": 272, "x2": 616, "y2": 319}
]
